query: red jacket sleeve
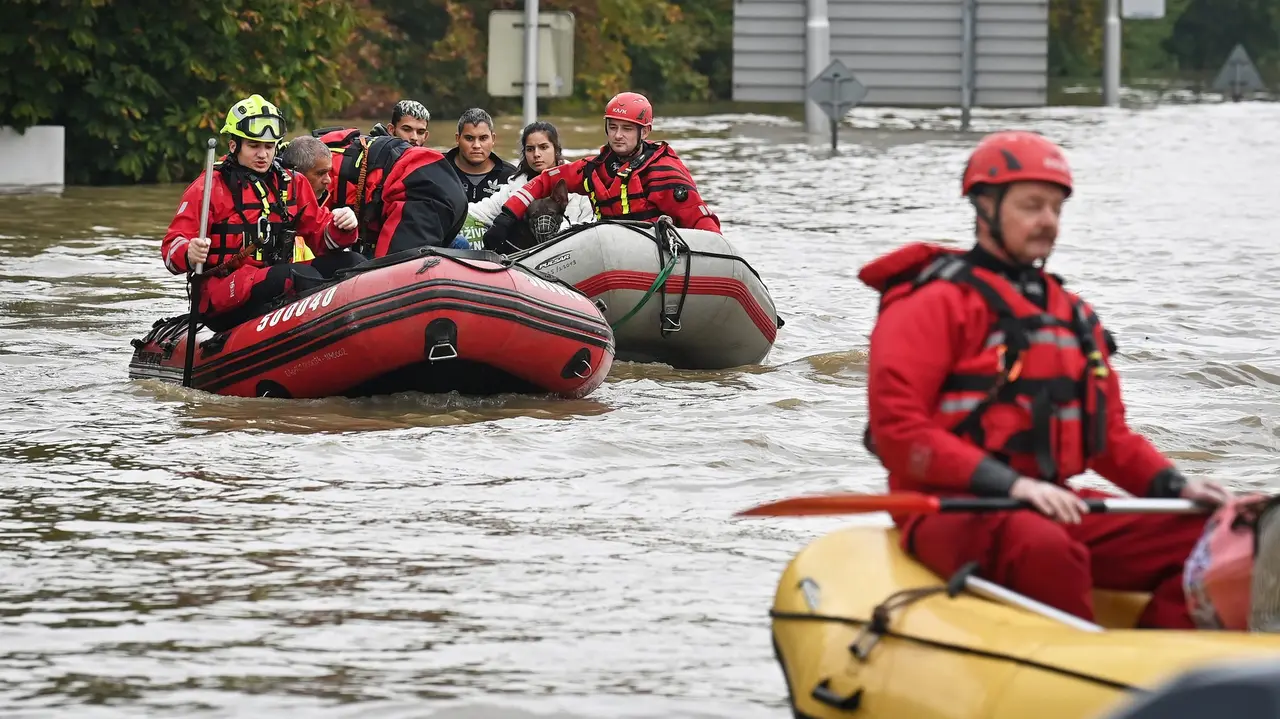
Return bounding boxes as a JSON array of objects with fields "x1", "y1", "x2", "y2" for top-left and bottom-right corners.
[
  {"x1": 867, "y1": 283, "x2": 1009, "y2": 494},
  {"x1": 289, "y1": 170, "x2": 356, "y2": 256},
  {"x1": 161, "y1": 176, "x2": 211, "y2": 275},
  {"x1": 644, "y1": 149, "x2": 722, "y2": 233},
  {"x1": 501, "y1": 157, "x2": 591, "y2": 219},
  {"x1": 648, "y1": 183, "x2": 721, "y2": 232},
  {"x1": 1085, "y1": 313, "x2": 1172, "y2": 496}
]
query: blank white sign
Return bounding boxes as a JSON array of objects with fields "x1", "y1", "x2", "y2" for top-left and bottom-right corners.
[{"x1": 1123, "y1": 0, "x2": 1166, "y2": 19}]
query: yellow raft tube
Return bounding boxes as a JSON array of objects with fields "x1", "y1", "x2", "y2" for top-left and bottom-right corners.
[{"x1": 770, "y1": 526, "x2": 1280, "y2": 719}]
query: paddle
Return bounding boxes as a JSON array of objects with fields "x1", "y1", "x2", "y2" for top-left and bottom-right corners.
[
  {"x1": 740, "y1": 491, "x2": 1203, "y2": 633},
  {"x1": 182, "y1": 138, "x2": 218, "y2": 389},
  {"x1": 740, "y1": 491, "x2": 1212, "y2": 631},
  {"x1": 735, "y1": 491, "x2": 1212, "y2": 518}
]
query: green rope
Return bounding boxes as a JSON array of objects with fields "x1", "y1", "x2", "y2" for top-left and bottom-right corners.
[{"x1": 610, "y1": 250, "x2": 678, "y2": 330}]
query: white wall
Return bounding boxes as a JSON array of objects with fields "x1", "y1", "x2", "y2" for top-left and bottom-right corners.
[{"x1": 0, "y1": 126, "x2": 65, "y2": 194}]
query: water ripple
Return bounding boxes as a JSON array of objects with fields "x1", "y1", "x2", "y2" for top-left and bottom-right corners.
[{"x1": 1, "y1": 103, "x2": 1279, "y2": 717}]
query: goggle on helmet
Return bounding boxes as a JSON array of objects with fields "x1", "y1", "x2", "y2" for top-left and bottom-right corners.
[{"x1": 222, "y1": 94, "x2": 287, "y2": 142}]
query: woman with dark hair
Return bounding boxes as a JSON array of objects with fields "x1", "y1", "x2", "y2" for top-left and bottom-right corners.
[{"x1": 467, "y1": 121, "x2": 594, "y2": 231}]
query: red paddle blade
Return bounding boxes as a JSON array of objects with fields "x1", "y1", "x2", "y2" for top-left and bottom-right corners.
[{"x1": 734, "y1": 492, "x2": 941, "y2": 517}]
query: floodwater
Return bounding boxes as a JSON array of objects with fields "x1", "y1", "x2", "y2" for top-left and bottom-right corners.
[{"x1": 2, "y1": 100, "x2": 1280, "y2": 718}]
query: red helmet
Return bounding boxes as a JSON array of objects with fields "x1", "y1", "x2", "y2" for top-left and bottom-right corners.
[
  {"x1": 603, "y1": 92, "x2": 654, "y2": 129},
  {"x1": 961, "y1": 131, "x2": 1073, "y2": 197}
]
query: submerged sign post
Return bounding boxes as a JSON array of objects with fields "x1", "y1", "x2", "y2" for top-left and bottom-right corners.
[
  {"x1": 806, "y1": 59, "x2": 867, "y2": 151},
  {"x1": 1211, "y1": 44, "x2": 1266, "y2": 102}
]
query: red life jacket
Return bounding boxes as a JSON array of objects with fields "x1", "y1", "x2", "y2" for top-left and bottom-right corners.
[
  {"x1": 312, "y1": 128, "x2": 410, "y2": 254},
  {"x1": 862, "y1": 242, "x2": 1112, "y2": 484},
  {"x1": 315, "y1": 127, "x2": 367, "y2": 210},
  {"x1": 206, "y1": 159, "x2": 310, "y2": 272},
  {"x1": 579, "y1": 142, "x2": 693, "y2": 222}
]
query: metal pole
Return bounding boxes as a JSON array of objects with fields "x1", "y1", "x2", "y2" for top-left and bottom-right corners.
[
  {"x1": 1102, "y1": 0, "x2": 1121, "y2": 107},
  {"x1": 960, "y1": 0, "x2": 977, "y2": 131},
  {"x1": 805, "y1": 0, "x2": 831, "y2": 136},
  {"x1": 522, "y1": 0, "x2": 539, "y2": 128}
]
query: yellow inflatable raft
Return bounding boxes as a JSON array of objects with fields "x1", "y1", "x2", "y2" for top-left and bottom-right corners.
[{"x1": 770, "y1": 526, "x2": 1280, "y2": 719}]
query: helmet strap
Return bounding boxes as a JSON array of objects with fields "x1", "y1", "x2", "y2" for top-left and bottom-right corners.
[{"x1": 970, "y1": 185, "x2": 1041, "y2": 272}]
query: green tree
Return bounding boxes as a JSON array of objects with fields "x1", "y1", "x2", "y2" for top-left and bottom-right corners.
[
  {"x1": 1049, "y1": 0, "x2": 1103, "y2": 77},
  {"x1": 1163, "y1": 0, "x2": 1280, "y2": 79},
  {"x1": 337, "y1": 0, "x2": 739, "y2": 122},
  {"x1": 0, "y1": 0, "x2": 360, "y2": 185}
]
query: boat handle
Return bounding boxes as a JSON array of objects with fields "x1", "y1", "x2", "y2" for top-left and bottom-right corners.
[
  {"x1": 811, "y1": 678, "x2": 863, "y2": 711},
  {"x1": 428, "y1": 341, "x2": 458, "y2": 362}
]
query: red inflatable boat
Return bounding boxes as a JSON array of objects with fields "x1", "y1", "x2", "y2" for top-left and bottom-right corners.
[{"x1": 128, "y1": 247, "x2": 615, "y2": 399}]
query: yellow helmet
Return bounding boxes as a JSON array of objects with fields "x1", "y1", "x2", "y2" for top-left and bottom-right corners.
[{"x1": 221, "y1": 94, "x2": 286, "y2": 142}]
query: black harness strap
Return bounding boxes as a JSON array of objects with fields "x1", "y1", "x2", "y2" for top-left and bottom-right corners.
[
  {"x1": 334, "y1": 138, "x2": 366, "y2": 209},
  {"x1": 210, "y1": 161, "x2": 297, "y2": 266}
]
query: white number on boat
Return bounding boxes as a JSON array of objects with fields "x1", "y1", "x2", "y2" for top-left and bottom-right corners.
[{"x1": 255, "y1": 287, "x2": 337, "y2": 332}]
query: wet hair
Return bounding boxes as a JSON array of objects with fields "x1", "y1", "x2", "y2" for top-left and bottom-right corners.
[
  {"x1": 279, "y1": 135, "x2": 329, "y2": 173},
  {"x1": 456, "y1": 108, "x2": 495, "y2": 134},
  {"x1": 392, "y1": 100, "x2": 430, "y2": 125},
  {"x1": 514, "y1": 121, "x2": 564, "y2": 178}
]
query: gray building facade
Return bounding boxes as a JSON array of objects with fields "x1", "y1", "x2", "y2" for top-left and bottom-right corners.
[{"x1": 733, "y1": 0, "x2": 1049, "y2": 107}]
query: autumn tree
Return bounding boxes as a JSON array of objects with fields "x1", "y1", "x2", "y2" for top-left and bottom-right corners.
[{"x1": 338, "y1": 0, "x2": 736, "y2": 122}]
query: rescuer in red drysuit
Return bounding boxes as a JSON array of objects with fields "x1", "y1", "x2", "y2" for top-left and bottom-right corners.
[
  {"x1": 480, "y1": 91, "x2": 722, "y2": 254},
  {"x1": 162, "y1": 94, "x2": 361, "y2": 330},
  {"x1": 860, "y1": 130, "x2": 1233, "y2": 629}
]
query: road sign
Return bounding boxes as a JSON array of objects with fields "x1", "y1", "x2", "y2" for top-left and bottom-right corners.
[
  {"x1": 487, "y1": 10, "x2": 575, "y2": 99},
  {"x1": 1211, "y1": 44, "x2": 1266, "y2": 101},
  {"x1": 1121, "y1": 0, "x2": 1165, "y2": 20},
  {"x1": 806, "y1": 59, "x2": 868, "y2": 150}
]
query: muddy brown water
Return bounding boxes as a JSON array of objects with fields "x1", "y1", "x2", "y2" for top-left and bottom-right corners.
[{"x1": 2, "y1": 103, "x2": 1279, "y2": 717}]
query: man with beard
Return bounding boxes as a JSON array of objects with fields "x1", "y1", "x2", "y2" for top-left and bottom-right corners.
[
  {"x1": 445, "y1": 108, "x2": 516, "y2": 203},
  {"x1": 857, "y1": 130, "x2": 1231, "y2": 629},
  {"x1": 481, "y1": 92, "x2": 720, "y2": 254}
]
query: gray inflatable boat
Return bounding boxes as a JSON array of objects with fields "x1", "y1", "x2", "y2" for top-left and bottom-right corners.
[{"x1": 512, "y1": 219, "x2": 781, "y2": 369}]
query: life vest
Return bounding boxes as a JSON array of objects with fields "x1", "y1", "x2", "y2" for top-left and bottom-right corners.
[
  {"x1": 315, "y1": 127, "x2": 367, "y2": 210},
  {"x1": 314, "y1": 129, "x2": 409, "y2": 253},
  {"x1": 206, "y1": 159, "x2": 315, "y2": 273},
  {"x1": 580, "y1": 142, "x2": 690, "y2": 223},
  {"x1": 862, "y1": 243, "x2": 1111, "y2": 484}
]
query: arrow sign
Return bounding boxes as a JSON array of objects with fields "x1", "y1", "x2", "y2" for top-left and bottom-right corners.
[
  {"x1": 806, "y1": 59, "x2": 868, "y2": 151},
  {"x1": 1211, "y1": 44, "x2": 1266, "y2": 101}
]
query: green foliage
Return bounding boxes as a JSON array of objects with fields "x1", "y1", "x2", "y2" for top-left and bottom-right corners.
[
  {"x1": 1049, "y1": 0, "x2": 1280, "y2": 83},
  {"x1": 1164, "y1": 0, "x2": 1280, "y2": 76},
  {"x1": 9, "y1": 0, "x2": 1280, "y2": 188},
  {"x1": 336, "y1": 0, "x2": 736, "y2": 123},
  {"x1": 0, "y1": 0, "x2": 360, "y2": 185}
]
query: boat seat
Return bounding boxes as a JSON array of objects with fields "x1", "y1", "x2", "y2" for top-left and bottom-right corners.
[{"x1": 1093, "y1": 590, "x2": 1152, "y2": 629}]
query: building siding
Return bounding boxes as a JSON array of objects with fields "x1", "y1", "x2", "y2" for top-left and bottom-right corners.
[{"x1": 732, "y1": 0, "x2": 1048, "y2": 107}]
